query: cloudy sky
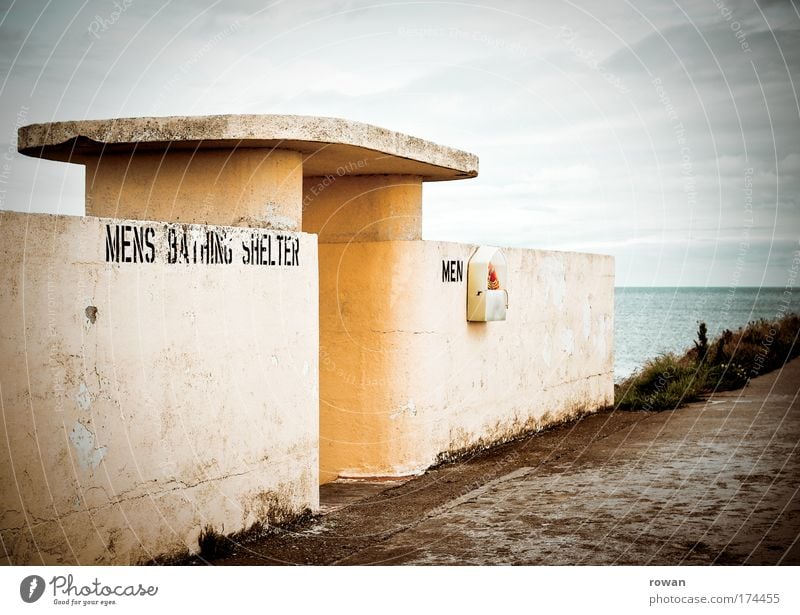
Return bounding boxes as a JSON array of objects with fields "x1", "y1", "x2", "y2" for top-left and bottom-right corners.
[{"x1": 0, "y1": 0, "x2": 798, "y2": 286}]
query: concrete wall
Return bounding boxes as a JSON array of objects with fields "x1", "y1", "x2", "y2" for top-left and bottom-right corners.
[
  {"x1": 0, "y1": 211, "x2": 319, "y2": 564},
  {"x1": 318, "y1": 240, "x2": 613, "y2": 482}
]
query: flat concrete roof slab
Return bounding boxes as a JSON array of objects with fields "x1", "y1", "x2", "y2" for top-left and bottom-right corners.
[{"x1": 18, "y1": 114, "x2": 478, "y2": 181}]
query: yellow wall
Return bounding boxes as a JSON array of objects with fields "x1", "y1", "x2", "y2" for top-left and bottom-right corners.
[
  {"x1": 81, "y1": 148, "x2": 303, "y2": 229},
  {"x1": 317, "y1": 240, "x2": 614, "y2": 482}
]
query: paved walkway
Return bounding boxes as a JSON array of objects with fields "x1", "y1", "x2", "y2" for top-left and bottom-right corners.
[{"x1": 208, "y1": 359, "x2": 800, "y2": 565}]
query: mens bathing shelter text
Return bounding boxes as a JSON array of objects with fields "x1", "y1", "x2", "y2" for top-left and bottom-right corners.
[{"x1": 104, "y1": 223, "x2": 301, "y2": 267}]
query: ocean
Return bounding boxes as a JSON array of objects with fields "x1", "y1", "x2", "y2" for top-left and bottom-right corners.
[{"x1": 614, "y1": 287, "x2": 800, "y2": 381}]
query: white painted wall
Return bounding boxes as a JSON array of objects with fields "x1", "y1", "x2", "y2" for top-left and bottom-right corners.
[{"x1": 0, "y1": 212, "x2": 319, "y2": 564}]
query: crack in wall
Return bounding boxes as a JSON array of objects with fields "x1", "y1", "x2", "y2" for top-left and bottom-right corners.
[
  {"x1": 542, "y1": 371, "x2": 613, "y2": 390},
  {"x1": 0, "y1": 465, "x2": 268, "y2": 533}
]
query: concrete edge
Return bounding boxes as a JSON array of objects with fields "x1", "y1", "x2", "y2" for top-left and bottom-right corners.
[{"x1": 17, "y1": 114, "x2": 479, "y2": 180}]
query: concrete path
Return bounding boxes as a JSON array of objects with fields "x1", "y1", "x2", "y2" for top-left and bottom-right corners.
[{"x1": 207, "y1": 359, "x2": 800, "y2": 565}]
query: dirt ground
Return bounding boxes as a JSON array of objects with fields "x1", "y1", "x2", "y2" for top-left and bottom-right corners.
[{"x1": 191, "y1": 358, "x2": 800, "y2": 565}]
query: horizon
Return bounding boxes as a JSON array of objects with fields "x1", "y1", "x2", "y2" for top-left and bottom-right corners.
[{"x1": 615, "y1": 285, "x2": 795, "y2": 289}]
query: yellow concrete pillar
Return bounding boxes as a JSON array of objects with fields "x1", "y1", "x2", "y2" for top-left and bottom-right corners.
[
  {"x1": 302, "y1": 175, "x2": 424, "y2": 482},
  {"x1": 302, "y1": 175, "x2": 422, "y2": 242},
  {"x1": 81, "y1": 148, "x2": 303, "y2": 229}
]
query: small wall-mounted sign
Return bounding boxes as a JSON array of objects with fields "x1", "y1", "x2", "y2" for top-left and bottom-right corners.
[{"x1": 467, "y1": 246, "x2": 508, "y2": 322}]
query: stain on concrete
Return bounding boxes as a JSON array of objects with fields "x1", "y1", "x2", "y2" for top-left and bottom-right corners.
[
  {"x1": 390, "y1": 399, "x2": 416, "y2": 420},
  {"x1": 68, "y1": 421, "x2": 107, "y2": 470}
]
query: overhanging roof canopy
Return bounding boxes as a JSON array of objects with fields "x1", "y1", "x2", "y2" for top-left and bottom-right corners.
[{"x1": 18, "y1": 114, "x2": 479, "y2": 182}]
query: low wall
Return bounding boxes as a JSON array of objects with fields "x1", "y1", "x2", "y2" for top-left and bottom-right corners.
[
  {"x1": 319, "y1": 240, "x2": 614, "y2": 481},
  {"x1": 0, "y1": 212, "x2": 319, "y2": 564}
]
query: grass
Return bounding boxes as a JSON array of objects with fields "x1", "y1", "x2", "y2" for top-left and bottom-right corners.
[
  {"x1": 198, "y1": 525, "x2": 235, "y2": 559},
  {"x1": 615, "y1": 313, "x2": 800, "y2": 411}
]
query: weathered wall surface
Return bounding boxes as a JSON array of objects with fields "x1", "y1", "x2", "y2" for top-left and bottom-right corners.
[
  {"x1": 318, "y1": 240, "x2": 613, "y2": 482},
  {"x1": 0, "y1": 211, "x2": 319, "y2": 564}
]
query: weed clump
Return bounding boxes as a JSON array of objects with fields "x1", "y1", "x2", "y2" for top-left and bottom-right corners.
[
  {"x1": 198, "y1": 525, "x2": 235, "y2": 559},
  {"x1": 615, "y1": 313, "x2": 799, "y2": 411}
]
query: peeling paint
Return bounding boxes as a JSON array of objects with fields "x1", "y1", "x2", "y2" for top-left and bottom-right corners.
[
  {"x1": 583, "y1": 302, "x2": 592, "y2": 340},
  {"x1": 540, "y1": 255, "x2": 566, "y2": 309},
  {"x1": 69, "y1": 421, "x2": 107, "y2": 470},
  {"x1": 594, "y1": 314, "x2": 610, "y2": 357},
  {"x1": 76, "y1": 382, "x2": 91, "y2": 411},
  {"x1": 390, "y1": 399, "x2": 416, "y2": 419},
  {"x1": 560, "y1": 328, "x2": 575, "y2": 354},
  {"x1": 542, "y1": 332, "x2": 552, "y2": 366}
]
